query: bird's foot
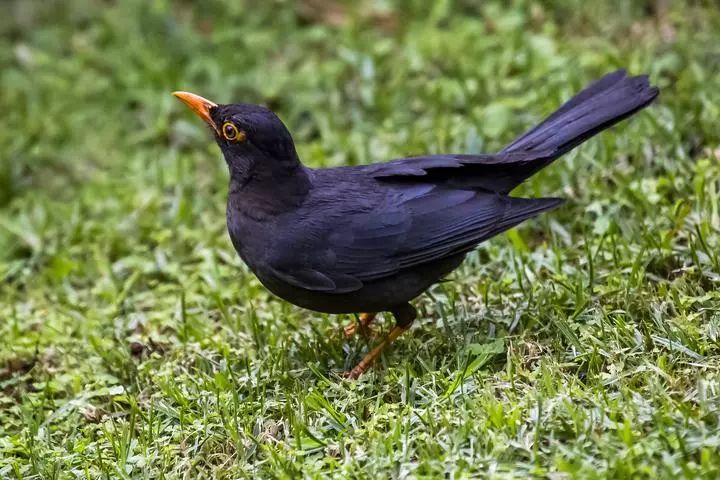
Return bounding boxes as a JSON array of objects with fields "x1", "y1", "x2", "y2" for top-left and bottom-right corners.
[
  {"x1": 343, "y1": 324, "x2": 379, "y2": 338},
  {"x1": 344, "y1": 312, "x2": 377, "y2": 338},
  {"x1": 343, "y1": 325, "x2": 408, "y2": 379}
]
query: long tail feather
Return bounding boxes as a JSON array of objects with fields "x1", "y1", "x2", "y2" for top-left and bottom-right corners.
[{"x1": 502, "y1": 69, "x2": 658, "y2": 157}]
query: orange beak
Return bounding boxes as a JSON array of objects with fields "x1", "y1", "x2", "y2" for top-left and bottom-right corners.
[{"x1": 172, "y1": 91, "x2": 219, "y2": 135}]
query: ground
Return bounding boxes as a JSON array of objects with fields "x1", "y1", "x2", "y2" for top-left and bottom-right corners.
[{"x1": 1, "y1": 0, "x2": 719, "y2": 478}]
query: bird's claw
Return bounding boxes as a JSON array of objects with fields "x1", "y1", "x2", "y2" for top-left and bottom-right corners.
[
  {"x1": 344, "y1": 312, "x2": 378, "y2": 338},
  {"x1": 343, "y1": 323, "x2": 358, "y2": 337},
  {"x1": 341, "y1": 367, "x2": 364, "y2": 380},
  {"x1": 344, "y1": 323, "x2": 378, "y2": 338}
]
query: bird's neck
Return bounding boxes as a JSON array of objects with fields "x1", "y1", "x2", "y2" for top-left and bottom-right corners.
[{"x1": 228, "y1": 160, "x2": 311, "y2": 219}]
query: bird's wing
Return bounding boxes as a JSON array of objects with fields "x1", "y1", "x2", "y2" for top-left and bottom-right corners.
[
  {"x1": 364, "y1": 151, "x2": 557, "y2": 194},
  {"x1": 267, "y1": 182, "x2": 562, "y2": 293}
]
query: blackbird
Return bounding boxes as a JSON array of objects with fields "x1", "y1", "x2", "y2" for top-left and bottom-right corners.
[{"x1": 173, "y1": 69, "x2": 658, "y2": 378}]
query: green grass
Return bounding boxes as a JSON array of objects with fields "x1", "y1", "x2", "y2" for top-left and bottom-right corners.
[{"x1": 1, "y1": 0, "x2": 720, "y2": 478}]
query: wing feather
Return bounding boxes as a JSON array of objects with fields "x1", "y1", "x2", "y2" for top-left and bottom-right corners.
[{"x1": 267, "y1": 184, "x2": 563, "y2": 293}]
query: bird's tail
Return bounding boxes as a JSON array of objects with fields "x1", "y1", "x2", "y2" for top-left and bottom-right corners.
[{"x1": 501, "y1": 69, "x2": 658, "y2": 158}]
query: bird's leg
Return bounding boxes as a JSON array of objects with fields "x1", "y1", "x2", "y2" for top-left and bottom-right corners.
[
  {"x1": 344, "y1": 312, "x2": 377, "y2": 337},
  {"x1": 344, "y1": 304, "x2": 416, "y2": 379},
  {"x1": 344, "y1": 326, "x2": 407, "y2": 379}
]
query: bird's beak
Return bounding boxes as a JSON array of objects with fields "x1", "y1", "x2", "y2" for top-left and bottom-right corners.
[{"x1": 172, "y1": 91, "x2": 219, "y2": 135}]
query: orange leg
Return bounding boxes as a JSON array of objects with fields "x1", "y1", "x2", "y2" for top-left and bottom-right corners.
[
  {"x1": 344, "y1": 312, "x2": 377, "y2": 337},
  {"x1": 344, "y1": 325, "x2": 408, "y2": 379}
]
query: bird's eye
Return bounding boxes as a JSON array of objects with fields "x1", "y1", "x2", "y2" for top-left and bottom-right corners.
[{"x1": 222, "y1": 122, "x2": 246, "y2": 142}]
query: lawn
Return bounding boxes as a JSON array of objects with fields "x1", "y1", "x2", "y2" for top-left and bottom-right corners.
[{"x1": 1, "y1": 0, "x2": 719, "y2": 478}]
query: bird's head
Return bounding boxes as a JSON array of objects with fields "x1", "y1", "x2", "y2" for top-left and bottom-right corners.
[{"x1": 173, "y1": 92, "x2": 300, "y2": 180}]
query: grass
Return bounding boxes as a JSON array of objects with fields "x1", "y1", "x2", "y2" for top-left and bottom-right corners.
[{"x1": 1, "y1": 0, "x2": 719, "y2": 478}]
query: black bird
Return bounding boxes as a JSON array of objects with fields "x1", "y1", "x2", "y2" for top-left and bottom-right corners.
[{"x1": 174, "y1": 70, "x2": 658, "y2": 378}]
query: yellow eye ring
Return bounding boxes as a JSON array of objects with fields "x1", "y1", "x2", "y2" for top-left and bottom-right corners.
[{"x1": 222, "y1": 122, "x2": 246, "y2": 142}]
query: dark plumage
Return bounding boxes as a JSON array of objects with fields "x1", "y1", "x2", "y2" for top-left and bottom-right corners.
[{"x1": 173, "y1": 69, "x2": 658, "y2": 377}]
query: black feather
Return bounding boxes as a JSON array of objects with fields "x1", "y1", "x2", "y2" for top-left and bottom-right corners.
[
  {"x1": 212, "y1": 70, "x2": 658, "y2": 313},
  {"x1": 369, "y1": 70, "x2": 658, "y2": 194}
]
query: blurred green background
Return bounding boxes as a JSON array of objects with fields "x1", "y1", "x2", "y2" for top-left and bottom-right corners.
[{"x1": 1, "y1": 0, "x2": 719, "y2": 478}]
